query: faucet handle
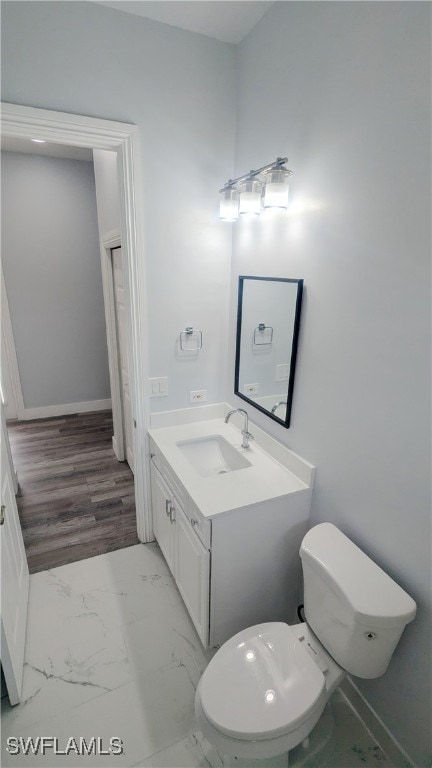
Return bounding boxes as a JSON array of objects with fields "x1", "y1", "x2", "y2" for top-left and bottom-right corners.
[{"x1": 241, "y1": 430, "x2": 254, "y2": 449}]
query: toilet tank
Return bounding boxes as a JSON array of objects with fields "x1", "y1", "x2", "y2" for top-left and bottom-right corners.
[{"x1": 299, "y1": 523, "x2": 416, "y2": 679}]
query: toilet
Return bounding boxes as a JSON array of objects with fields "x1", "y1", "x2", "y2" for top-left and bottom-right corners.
[{"x1": 195, "y1": 522, "x2": 416, "y2": 761}]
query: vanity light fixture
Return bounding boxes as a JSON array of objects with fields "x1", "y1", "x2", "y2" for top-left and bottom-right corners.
[
  {"x1": 262, "y1": 164, "x2": 291, "y2": 209},
  {"x1": 219, "y1": 183, "x2": 239, "y2": 221},
  {"x1": 219, "y1": 157, "x2": 293, "y2": 221},
  {"x1": 239, "y1": 177, "x2": 263, "y2": 216}
]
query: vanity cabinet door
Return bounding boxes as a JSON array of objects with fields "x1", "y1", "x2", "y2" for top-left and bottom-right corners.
[
  {"x1": 151, "y1": 463, "x2": 176, "y2": 575},
  {"x1": 175, "y1": 505, "x2": 210, "y2": 647}
]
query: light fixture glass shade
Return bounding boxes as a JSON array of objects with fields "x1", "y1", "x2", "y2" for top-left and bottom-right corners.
[
  {"x1": 263, "y1": 169, "x2": 290, "y2": 209},
  {"x1": 239, "y1": 179, "x2": 263, "y2": 215},
  {"x1": 219, "y1": 187, "x2": 239, "y2": 221}
]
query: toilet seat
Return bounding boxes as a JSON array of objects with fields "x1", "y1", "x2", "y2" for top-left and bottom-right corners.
[{"x1": 198, "y1": 622, "x2": 327, "y2": 742}]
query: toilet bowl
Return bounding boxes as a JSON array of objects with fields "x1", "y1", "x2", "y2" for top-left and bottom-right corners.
[
  {"x1": 195, "y1": 621, "x2": 344, "y2": 760},
  {"x1": 195, "y1": 523, "x2": 416, "y2": 761}
]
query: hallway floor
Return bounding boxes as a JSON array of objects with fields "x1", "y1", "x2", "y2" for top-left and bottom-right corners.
[
  {"x1": 7, "y1": 410, "x2": 138, "y2": 573},
  {"x1": 1, "y1": 544, "x2": 396, "y2": 768}
]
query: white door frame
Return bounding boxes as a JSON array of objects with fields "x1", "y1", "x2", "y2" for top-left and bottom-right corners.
[
  {"x1": 100, "y1": 229, "x2": 125, "y2": 462},
  {"x1": 1, "y1": 405, "x2": 29, "y2": 703},
  {"x1": 1, "y1": 267, "x2": 25, "y2": 421},
  {"x1": 1, "y1": 103, "x2": 152, "y2": 543}
]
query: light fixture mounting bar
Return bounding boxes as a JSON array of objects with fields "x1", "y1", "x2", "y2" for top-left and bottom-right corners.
[{"x1": 220, "y1": 157, "x2": 292, "y2": 193}]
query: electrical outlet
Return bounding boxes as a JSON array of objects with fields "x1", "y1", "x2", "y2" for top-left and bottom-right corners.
[
  {"x1": 244, "y1": 383, "x2": 259, "y2": 395},
  {"x1": 190, "y1": 389, "x2": 207, "y2": 403}
]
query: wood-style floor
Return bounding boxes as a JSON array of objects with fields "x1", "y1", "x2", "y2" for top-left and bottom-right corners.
[{"x1": 7, "y1": 410, "x2": 138, "y2": 574}]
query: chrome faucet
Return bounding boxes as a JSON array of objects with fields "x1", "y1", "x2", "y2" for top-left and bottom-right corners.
[
  {"x1": 225, "y1": 408, "x2": 254, "y2": 449},
  {"x1": 271, "y1": 401, "x2": 287, "y2": 414}
]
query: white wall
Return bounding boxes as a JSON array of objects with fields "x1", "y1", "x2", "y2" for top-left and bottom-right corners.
[
  {"x1": 1, "y1": 1, "x2": 236, "y2": 415},
  {"x1": 1, "y1": 151, "x2": 111, "y2": 409},
  {"x1": 229, "y1": 3, "x2": 431, "y2": 765}
]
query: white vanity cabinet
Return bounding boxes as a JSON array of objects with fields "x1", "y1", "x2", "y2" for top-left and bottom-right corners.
[
  {"x1": 175, "y1": 504, "x2": 210, "y2": 644},
  {"x1": 149, "y1": 422, "x2": 315, "y2": 650},
  {"x1": 150, "y1": 455, "x2": 210, "y2": 646},
  {"x1": 151, "y1": 462, "x2": 176, "y2": 576}
]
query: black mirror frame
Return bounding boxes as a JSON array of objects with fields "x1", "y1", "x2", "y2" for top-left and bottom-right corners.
[{"x1": 234, "y1": 276, "x2": 304, "y2": 428}]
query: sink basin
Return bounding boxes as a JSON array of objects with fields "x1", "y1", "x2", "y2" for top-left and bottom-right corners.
[{"x1": 176, "y1": 435, "x2": 252, "y2": 478}]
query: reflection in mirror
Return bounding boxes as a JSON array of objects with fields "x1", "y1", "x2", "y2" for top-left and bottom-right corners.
[{"x1": 234, "y1": 276, "x2": 303, "y2": 428}]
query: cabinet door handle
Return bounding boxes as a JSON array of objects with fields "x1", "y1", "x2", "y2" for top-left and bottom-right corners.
[
  {"x1": 0, "y1": 505, "x2": 5, "y2": 526},
  {"x1": 165, "y1": 499, "x2": 171, "y2": 517},
  {"x1": 190, "y1": 518, "x2": 198, "y2": 528},
  {"x1": 170, "y1": 505, "x2": 176, "y2": 524}
]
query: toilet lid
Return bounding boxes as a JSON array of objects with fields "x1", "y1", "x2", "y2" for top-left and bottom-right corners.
[{"x1": 199, "y1": 623, "x2": 326, "y2": 741}]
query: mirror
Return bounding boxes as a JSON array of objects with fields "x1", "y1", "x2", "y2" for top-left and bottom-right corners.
[{"x1": 234, "y1": 276, "x2": 303, "y2": 427}]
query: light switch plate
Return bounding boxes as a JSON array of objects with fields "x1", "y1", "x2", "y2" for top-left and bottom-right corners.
[
  {"x1": 148, "y1": 377, "x2": 168, "y2": 397},
  {"x1": 276, "y1": 364, "x2": 290, "y2": 382}
]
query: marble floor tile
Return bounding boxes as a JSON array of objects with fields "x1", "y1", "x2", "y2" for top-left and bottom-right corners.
[
  {"x1": 307, "y1": 692, "x2": 375, "y2": 767},
  {"x1": 81, "y1": 570, "x2": 182, "y2": 631},
  {"x1": 134, "y1": 730, "x2": 294, "y2": 768},
  {"x1": 132, "y1": 731, "x2": 225, "y2": 768},
  {"x1": 2, "y1": 669, "x2": 195, "y2": 768},
  {"x1": 24, "y1": 544, "x2": 177, "y2": 657},
  {"x1": 2, "y1": 543, "x2": 396, "y2": 768},
  {"x1": 319, "y1": 737, "x2": 392, "y2": 767},
  {"x1": 1, "y1": 671, "x2": 110, "y2": 738},
  {"x1": 29, "y1": 542, "x2": 169, "y2": 598},
  {"x1": 122, "y1": 600, "x2": 214, "y2": 690},
  {"x1": 2, "y1": 623, "x2": 131, "y2": 734}
]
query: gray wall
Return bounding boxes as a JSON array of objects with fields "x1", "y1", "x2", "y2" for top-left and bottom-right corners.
[
  {"x1": 1, "y1": 151, "x2": 110, "y2": 408},
  {"x1": 1, "y1": 0, "x2": 236, "y2": 414},
  {"x1": 229, "y1": 3, "x2": 431, "y2": 765}
]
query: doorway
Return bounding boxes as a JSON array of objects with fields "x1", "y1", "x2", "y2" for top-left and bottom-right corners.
[
  {"x1": 1, "y1": 140, "x2": 138, "y2": 571},
  {"x1": 1, "y1": 103, "x2": 151, "y2": 545}
]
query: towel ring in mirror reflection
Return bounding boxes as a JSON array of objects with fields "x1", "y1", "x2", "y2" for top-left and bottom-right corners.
[{"x1": 253, "y1": 324, "x2": 273, "y2": 346}]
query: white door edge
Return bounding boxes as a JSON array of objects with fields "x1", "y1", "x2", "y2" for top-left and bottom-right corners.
[
  {"x1": 1, "y1": 407, "x2": 29, "y2": 704},
  {"x1": 1, "y1": 268, "x2": 25, "y2": 421},
  {"x1": 100, "y1": 229, "x2": 125, "y2": 462}
]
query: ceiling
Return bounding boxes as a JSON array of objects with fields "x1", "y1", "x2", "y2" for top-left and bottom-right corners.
[
  {"x1": 1, "y1": 136, "x2": 94, "y2": 161},
  {"x1": 95, "y1": 1, "x2": 274, "y2": 44}
]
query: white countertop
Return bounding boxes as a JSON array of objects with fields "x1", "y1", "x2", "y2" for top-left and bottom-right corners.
[{"x1": 148, "y1": 418, "x2": 311, "y2": 518}]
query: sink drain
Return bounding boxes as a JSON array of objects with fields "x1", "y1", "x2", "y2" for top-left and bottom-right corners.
[{"x1": 218, "y1": 470, "x2": 228, "y2": 475}]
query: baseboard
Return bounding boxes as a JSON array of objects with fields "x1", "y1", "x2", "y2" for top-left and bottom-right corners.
[
  {"x1": 340, "y1": 678, "x2": 415, "y2": 768},
  {"x1": 20, "y1": 399, "x2": 112, "y2": 420}
]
